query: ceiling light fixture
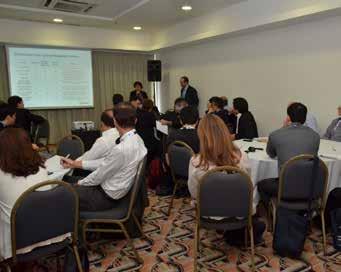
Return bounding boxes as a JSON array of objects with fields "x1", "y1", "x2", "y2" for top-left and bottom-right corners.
[
  {"x1": 133, "y1": 26, "x2": 142, "y2": 30},
  {"x1": 53, "y1": 18, "x2": 63, "y2": 23},
  {"x1": 181, "y1": 5, "x2": 192, "y2": 11}
]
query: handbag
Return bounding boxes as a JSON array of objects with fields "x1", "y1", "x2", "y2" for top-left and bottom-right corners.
[{"x1": 273, "y1": 156, "x2": 319, "y2": 258}]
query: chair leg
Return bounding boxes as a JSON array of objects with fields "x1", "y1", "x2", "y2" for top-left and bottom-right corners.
[
  {"x1": 244, "y1": 228, "x2": 249, "y2": 249},
  {"x1": 82, "y1": 222, "x2": 89, "y2": 248},
  {"x1": 132, "y1": 213, "x2": 146, "y2": 239},
  {"x1": 249, "y1": 224, "x2": 256, "y2": 272},
  {"x1": 272, "y1": 204, "x2": 277, "y2": 233},
  {"x1": 119, "y1": 223, "x2": 143, "y2": 264},
  {"x1": 72, "y1": 245, "x2": 84, "y2": 272},
  {"x1": 167, "y1": 182, "x2": 178, "y2": 216},
  {"x1": 321, "y1": 211, "x2": 327, "y2": 256},
  {"x1": 194, "y1": 223, "x2": 200, "y2": 272}
]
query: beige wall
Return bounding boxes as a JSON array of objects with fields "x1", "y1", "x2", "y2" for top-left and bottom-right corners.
[
  {"x1": 158, "y1": 15, "x2": 341, "y2": 136},
  {"x1": 0, "y1": 19, "x2": 152, "y2": 51}
]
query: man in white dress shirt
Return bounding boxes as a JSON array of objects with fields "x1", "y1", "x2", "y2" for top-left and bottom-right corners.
[
  {"x1": 62, "y1": 103, "x2": 147, "y2": 211},
  {"x1": 76, "y1": 109, "x2": 119, "y2": 171}
]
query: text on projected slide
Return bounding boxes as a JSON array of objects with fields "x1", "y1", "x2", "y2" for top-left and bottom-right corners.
[{"x1": 7, "y1": 47, "x2": 94, "y2": 109}]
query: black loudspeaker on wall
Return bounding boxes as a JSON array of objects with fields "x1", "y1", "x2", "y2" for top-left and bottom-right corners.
[{"x1": 147, "y1": 60, "x2": 162, "y2": 82}]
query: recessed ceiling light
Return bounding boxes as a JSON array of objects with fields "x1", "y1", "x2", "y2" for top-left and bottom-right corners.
[
  {"x1": 181, "y1": 5, "x2": 192, "y2": 11},
  {"x1": 53, "y1": 18, "x2": 63, "y2": 23},
  {"x1": 133, "y1": 26, "x2": 142, "y2": 30}
]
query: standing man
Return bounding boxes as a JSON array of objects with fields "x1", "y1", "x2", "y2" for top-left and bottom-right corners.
[{"x1": 180, "y1": 76, "x2": 199, "y2": 108}]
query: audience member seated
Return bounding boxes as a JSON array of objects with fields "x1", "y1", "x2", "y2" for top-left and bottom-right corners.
[
  {"x1": 207, "y1": 96, "x2": 236, "y2": 133},
  {"x1": 287, "y1": 102, "x2": 320, "y2": 133},
  {"x1": 7, "y1": 95, "x2": 45, "y2": 134},
  {"x1": 188, "y1": 114, "x2": 249, "y2": 200},
  {"x1": 257, "y1": 102, "x2": 320, "y2": 206},
  {"x1": 166, "y1": 106, "x2": 200, "y2": 153},
  {"x1": 0, "y1": 128, "x2": 49, "y2": 259},
  {"x1": 129, "y1": 81, "x2": 148, "y2": 102},
  {"x1": 323, "y1": 105, "x2": 341, "y2": 142},
  {"x1": 73, "y1": 109, "x2": 119, "y2": 172},
  {"x1": 112, "y1": 93, "x2": 124, "y2": 107},
  {"x1": 130, "y1": 94, "x2": 142, "y2": 110},
  {"x1": 61, "y1": 103, "x2": 147, "y2": 212},
  {"x1": 232, "y1": 97, "x2": 258, "y2": 140},
  {"x1": 136, "y1": 99, "x2": 159, "y2": 162},
  {"x1": 0, "y1": 106, "x2": 16, "y2": 131},
  {"x1": 160, "y1": 98, "x2": 188, "y2": 129}
]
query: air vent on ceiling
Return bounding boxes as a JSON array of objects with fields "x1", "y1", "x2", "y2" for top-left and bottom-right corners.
[{"x1": 43, "y1": 0, "x2": 96, "y2": 13}]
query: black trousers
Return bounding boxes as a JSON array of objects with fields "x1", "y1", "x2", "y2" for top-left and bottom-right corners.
[
  {"x1": 64, "y1": 175, "x2": 117, "y2": 212},
  {"x1": 257, "y1": 178, "x2": 279, "y2": 206}
]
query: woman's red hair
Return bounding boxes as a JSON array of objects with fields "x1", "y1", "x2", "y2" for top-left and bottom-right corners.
[
  {"x1": 196, "y1": 114, "x2": 241, "y2": 170},
  {"x1": 0, "y1": 128, "x2": 44, "y2": 177}
]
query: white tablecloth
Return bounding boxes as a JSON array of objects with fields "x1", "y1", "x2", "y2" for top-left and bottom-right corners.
[{"x1": 234, "y1": 139, "x2": 341, "y2": 205}]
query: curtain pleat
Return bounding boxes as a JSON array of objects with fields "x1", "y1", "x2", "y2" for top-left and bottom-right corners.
[{"x1": 0, "y1": 47, "x2": 152, "y2": 143}]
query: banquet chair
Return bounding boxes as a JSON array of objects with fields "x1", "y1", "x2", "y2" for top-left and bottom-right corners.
[
  {"x1": 0, "y1": 181, "x2": 83, "y2": 272},
  {"x1": 167, "y1": 141, "x2": 194, "y2": 216},
  {"x1": 194, "y1": 166, "x2": 255, "y2": 272},
  {"x1": 33, "y1": 119, "x2": 50, "y2": 152},
  {"x1": 80, "y1": 157, "x2": 147, "y2": 264},
  {"x1": 56, "y1": 134, "x2": 85, "y2": 160},
  {"x1": 269, "y1": 155, "x2": 329, "y2": 255}
]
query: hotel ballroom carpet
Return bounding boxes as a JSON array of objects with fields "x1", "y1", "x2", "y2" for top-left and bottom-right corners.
[{"x1": 44, "y1": 193, "x2": 341, "y2": 272}]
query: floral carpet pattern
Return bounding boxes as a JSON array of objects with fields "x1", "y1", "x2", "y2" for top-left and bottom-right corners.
[{"x1": 51, "y1": 194, "x2": 341, "y2": 271}]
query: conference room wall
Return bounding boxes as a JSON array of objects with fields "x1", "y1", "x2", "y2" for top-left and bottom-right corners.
[
  {"x1": 0, "y1": 47, "x2": 152, "y2": 143},
  {"x1": 158, "y1": 15, "x2": 341, "y2": 137}
]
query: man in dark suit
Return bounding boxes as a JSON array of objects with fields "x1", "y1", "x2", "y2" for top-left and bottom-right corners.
[
  {"x1": 166, "y1": 106, "x2": 200, "y2": 153},
  {"x1": 257, "y1": 102, "x2": 320, "y2": 206},
  {"x1": 180, "y1": 76, "x2": 199, "y2": 108},
  {"x1": 7, "y1": 96, "x2": 45, "y2": 134}
]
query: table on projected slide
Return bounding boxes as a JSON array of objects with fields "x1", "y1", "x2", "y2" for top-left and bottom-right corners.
[{"x1": 234, "y1": 139, "x2": 341, "y2": 205}]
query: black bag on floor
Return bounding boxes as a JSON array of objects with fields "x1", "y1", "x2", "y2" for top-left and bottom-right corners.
[
  {"x1": 330, "y1": 208, "x2": 341, "y2": 251},
  {"x1": 64, "y1": 245, "x2": 90, "y2": 272},
  {"x1": 273, "y1": 208, "x2": 309, "y2": 258},
  {"x1": 273, "y1": 156, "x2": 319, "y2": 258}
]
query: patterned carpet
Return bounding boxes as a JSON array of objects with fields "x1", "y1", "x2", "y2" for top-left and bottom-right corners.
[
  {"x1": 59, "y1": 193, "x2": 340, "y2": 272},
  {"x1": 27, "y1": 192, "x2": 339, "y2": 272}
]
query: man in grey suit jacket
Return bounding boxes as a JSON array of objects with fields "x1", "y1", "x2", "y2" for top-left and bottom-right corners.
[
  {"x1": 258, "y1": 103, "x2": 320, "y2": 205},
  {"x1": 323, "y1": 105, "x2": 341, "y2": 142}
]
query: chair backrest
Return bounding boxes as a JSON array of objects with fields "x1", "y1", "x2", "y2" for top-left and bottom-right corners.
[
  {"x1": 198, "y1": 166, "x2": 253, "y2": 219},
  {"x1": 11, "y1": 181, "x2": 79, "y2": 261},
  {"x1": 56, "y1": 134, "x2": 85, "y2": 160},
  {"x1": 34, "y1": 120, "x2": 50, "y2": 144},
  {"x1": 278, "y1": 155, "x2": 328, "y2": 202},
  {"x1": 168, "y1": 141, "x2": 194, "y2": 179}
]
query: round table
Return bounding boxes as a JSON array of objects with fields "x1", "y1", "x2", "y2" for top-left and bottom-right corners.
[{"x1": 234, "y1": 139, "x2": 341, "y2": 206}]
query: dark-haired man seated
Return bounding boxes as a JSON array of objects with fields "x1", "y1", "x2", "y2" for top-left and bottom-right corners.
[
  {"x1": 160, "y1": 98, "x2": 188, "y2": 129},
  {"x1": 7, "y1": 96, "x2": 44, "y2": 134},
  {"x1": 62, "y1": 103, "x2": 147, "y2": 211},
  {"x1": 166, "y1": 106, "x2": 200, "y2": 153},
  {"x1": 0, "y1": 107, "x2": 16, "y2": 132},
  {"x1": 257, "y1": 102, "x2": 320, "y2": 207}
]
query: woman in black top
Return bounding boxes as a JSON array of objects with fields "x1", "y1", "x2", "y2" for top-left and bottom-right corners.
[
  {"x1": 129, "y1": 81, "x2": 148, "y2": 102},
  {"x1": 232, "y1": 97, "x2": 258, "y2": 140}
]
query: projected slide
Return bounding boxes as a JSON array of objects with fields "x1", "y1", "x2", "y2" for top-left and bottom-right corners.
[{"x1": 7, "y1": 46, "x2": 94, "y2": 109}]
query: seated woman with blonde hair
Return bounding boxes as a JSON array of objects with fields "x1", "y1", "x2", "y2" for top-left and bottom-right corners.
[{"x1": 188, "y1": 114, "x2": 249, "y2": 200}]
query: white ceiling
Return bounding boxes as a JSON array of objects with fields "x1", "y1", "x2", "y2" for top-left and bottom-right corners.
[{"x1": 0, "y1": 0, "x2": 246, "y2": 32}]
